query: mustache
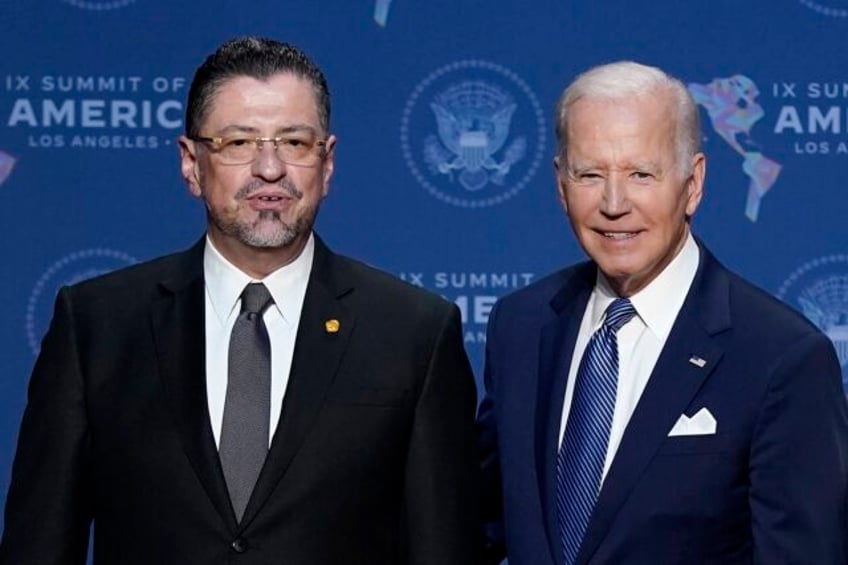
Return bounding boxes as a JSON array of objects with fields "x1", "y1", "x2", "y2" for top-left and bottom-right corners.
[{"x1": 236, "y1": 179, "x2": 303, "y2": 200}]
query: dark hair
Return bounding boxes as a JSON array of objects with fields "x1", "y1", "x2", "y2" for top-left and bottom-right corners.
[{"x1": 184, "y1": 36, "x2": 330, "y2": 137}]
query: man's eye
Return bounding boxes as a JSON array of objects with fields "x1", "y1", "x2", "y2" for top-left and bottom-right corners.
[
  {"x1": 632, "y1": 171, "x2": 652, "y2": 180},
  {"x1": 227, "y1": 138, "x2": 252, "y2": 147},
  {"x1": 282, "y1": 138, "x2": 309, "y2": 148}
]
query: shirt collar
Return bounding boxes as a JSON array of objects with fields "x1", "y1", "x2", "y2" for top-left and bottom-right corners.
[
  {"x1": 204, "y1": 233, "x2": 315, "y2": 325},
  {"x1": 591, "y1": 231, "x2": 700, "y2": 339}
]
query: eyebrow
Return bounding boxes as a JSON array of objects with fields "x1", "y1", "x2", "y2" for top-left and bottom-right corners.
[
  {"x1": 630, "y1": 162, "x2": 663, "y2": 175},
  {"x1": 213, "y1": 124, "x2": 321, "y2": 136},
  {"x1": 567, "y1": 161, "x2": 663, "y2": 175},
  {"x1": 567, "y1": 164, "x2": 596, "y2": 174}
]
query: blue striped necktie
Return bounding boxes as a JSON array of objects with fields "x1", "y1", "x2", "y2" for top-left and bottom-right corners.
[{"x1": 556, "y1": 297, "x2": 636, "y2": 565}]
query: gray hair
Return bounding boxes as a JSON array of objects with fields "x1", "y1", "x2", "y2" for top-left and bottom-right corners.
[{"x1": 554, "y1": 61, "x2": 700, "y2": 176}]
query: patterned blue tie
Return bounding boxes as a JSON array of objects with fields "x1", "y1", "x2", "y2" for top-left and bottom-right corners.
[{"x1": 556, "y1": 298, "x2": 636, "y2": 565}]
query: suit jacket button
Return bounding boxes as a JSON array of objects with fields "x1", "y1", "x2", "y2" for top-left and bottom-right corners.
[{"x1": 231, "y1": 538, "x2": 248, "y2": 553}]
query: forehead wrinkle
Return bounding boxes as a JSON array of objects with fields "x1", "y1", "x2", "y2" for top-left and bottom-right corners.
[
  {"x1": 568, "y1": 126, "x2": 668, "y2": 171},
  {"x1": 214, "y1": 124, "x2": 261, "y2": 135}
]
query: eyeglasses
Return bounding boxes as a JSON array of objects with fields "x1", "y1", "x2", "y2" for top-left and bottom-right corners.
[{"x1": 191, "y1": 134, "x2": 328, "y2": 166}]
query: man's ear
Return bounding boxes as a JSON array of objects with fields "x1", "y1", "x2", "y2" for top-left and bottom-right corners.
[
  {"x1": 685, "y1": 152, "x2": 706, "y2": 218},
  {"x1": 319, "y1": 134, "x2": 337, "y2": 198},
  {"x1": 553, "y1": 155, "x2": 567, "y2": 212},
  {"x1": 178, "y1": 136, "x2": 203, "y2": 198}
]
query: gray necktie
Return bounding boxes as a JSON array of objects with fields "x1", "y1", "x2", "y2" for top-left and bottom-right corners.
[{"x1": 219, "y1": 282, "x2": 273, "y2": 522}]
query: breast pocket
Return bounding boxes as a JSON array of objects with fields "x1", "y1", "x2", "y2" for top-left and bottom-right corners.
[
  {"x1": 325, "y1": 385, "x2": 411, "y2": 408},
  {"x1": 655, "y1": 433, "x2": 737, "y2": 455}
]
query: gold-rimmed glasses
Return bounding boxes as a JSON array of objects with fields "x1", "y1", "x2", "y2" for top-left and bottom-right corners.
[{"x1": 191, "y1": 134, "x2": 328, "y2": 166}]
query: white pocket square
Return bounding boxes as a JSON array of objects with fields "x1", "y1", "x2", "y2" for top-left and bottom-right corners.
[{"x1": 667, "y1": 407, "x2": 717, "y2": 437}]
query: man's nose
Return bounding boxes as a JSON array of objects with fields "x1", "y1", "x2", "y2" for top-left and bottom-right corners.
[
  {"x1": 600, "y1": 175, "x2": 630, "y2": 217},
  {"x1": 251, "y1": 142, "x2": 287, "y2": 180}
]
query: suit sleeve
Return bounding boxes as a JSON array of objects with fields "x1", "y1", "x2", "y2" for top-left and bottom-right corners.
[
  {"x1": 0, "y1": 287, "x2": 92, "y2": 565},
  {"x1": 749, "y1": 331, "x2": 848, "y2": 564},
  {"x1": 476, "y1": 300, "x2": 507, "y2": 564},
  {"x1": 403, "y1": 304, "x2": 481, "y2": 565}
]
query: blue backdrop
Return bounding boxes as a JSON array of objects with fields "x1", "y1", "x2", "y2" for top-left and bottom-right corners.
[{"x1": 2, "y1": 0, "x2": 847, "y2": 539}]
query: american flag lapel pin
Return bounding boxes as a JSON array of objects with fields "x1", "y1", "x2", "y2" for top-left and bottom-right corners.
[{"x1": 688, "y1": 355, "x2": 707, "y2": 368}]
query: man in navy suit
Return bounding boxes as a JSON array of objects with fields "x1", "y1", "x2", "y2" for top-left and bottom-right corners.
[{"x1": 478, "y1": 61, "x2": 848, "y2": 564}]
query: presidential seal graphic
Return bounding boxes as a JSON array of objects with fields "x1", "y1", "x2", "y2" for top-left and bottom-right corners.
[
  {"x1": 60, "y1": 0, "x2": 136, "y2": 10},
  {"x1": 26, "y1": 248, "x2": 137, "y2": 355},
  {"x1": 688, "y1": 76, "x2": 781, "y2": 222},
  {"x1": 401, "y1": 60, "x2": 545, "y2": 208},
  {"x1": 798, "y1": 0, "x2": 848, "y2": 17},
  {"x1": 778, "y1": 255, "x2": 848, "y2": 397}
]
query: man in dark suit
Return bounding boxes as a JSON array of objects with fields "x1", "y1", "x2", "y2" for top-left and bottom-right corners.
[
  {"x1": 478, "y1": 61, "x2": 848, "y2": 564},
  {"x1": 0, "y1": 37, "x2": 479, "y2": 564}
]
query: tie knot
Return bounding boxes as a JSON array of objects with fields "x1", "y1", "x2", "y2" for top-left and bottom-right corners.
[
  {"x1": 240, "y1": 283, "x2": 273, "y2": 315},
  {"x1": 603, "y1": 298, "x2": 636, "y2": 332}
]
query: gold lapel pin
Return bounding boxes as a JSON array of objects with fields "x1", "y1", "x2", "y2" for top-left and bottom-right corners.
[{"x1": 325, "y1": 319, "x2": 340, "y2": 334}]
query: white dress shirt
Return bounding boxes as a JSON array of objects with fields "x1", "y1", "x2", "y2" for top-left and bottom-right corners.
[
  {"x1": 558, "y1": 232, "x2": 700, "y2": 483},
  {"x1": 203, "y1": 234, "x2": 313, "y2": 448}
]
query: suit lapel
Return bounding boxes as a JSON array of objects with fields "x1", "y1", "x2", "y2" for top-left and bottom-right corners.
[
  {"x1": 150, "y1": 240, "x2": 239, "y2": 532},
  {"x1": 576, "y1": 246, "x2": 731, "y2": 564},
  {"x1": 536, "y1": 264, "x2": 595, "y2": 565},
  {"x1": 240, "y1": 237, "x2": 355, "y2": 527}
]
